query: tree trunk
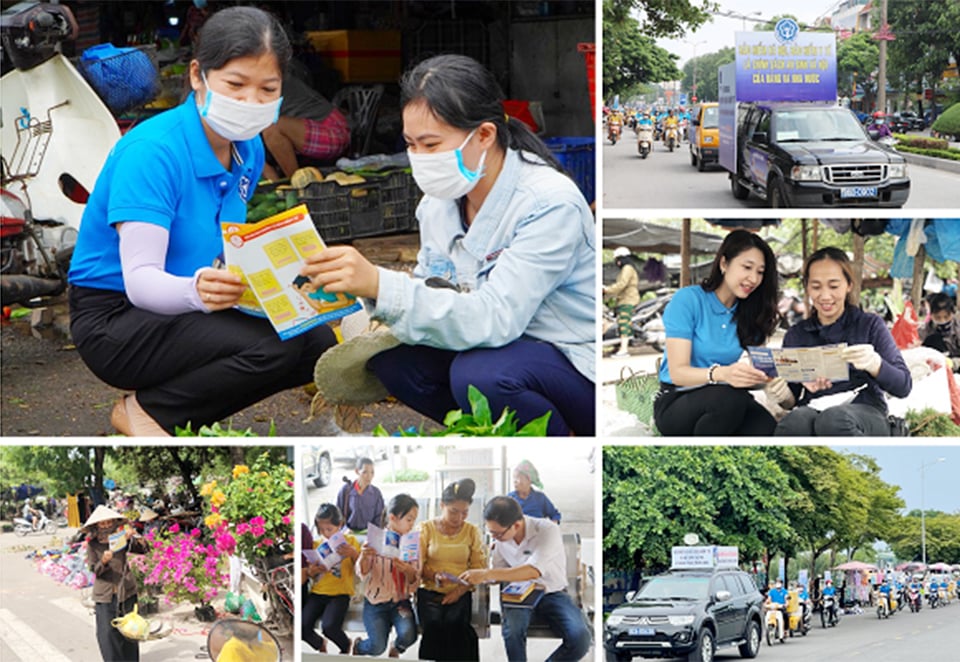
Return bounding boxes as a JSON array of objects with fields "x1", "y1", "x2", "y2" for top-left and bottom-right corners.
[
  {"x1": 910, "y1": 245, "x2": 926, "y2": 311},
  {"x1": 851, "y1": 233, "x2": 865, "y2": 307},
  {"x1": 229, "y1": 447, "x2": 245, "y2": 466},
  {"x1": 92, "y1": 447, "x2": 106, "y2": 502},
  {"x1": 167, "y1": 448, "x2": 200, "y2": 506}
]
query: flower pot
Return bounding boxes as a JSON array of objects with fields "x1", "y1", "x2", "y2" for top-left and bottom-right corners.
[
  {"x1": 194, "y1": 603, "x2": 216, "y2": 622},
  {"x1": 138, "y1": 599, "x2": 158, "y2": 616}
]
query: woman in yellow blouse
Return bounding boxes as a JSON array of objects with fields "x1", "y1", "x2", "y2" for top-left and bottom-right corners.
[{"x1": 417, "y1": 478, "x2": 487, "y2": 661}]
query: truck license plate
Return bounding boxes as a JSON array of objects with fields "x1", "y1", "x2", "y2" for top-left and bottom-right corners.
[
  {"x1": 840, "y1": 186, "x2": 878, "y2": 199},
  {"x1": 629, "y1": 627, "x2": 655, "y2": 636}
]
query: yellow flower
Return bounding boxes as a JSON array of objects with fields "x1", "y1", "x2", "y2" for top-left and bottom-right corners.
[
  {"x1": 200, "y1": 480, "x2": 217, "y2": 497},
  {"x1": 232, "y1": 465, "x2": 250, "y2": 479},
  {"x1": 204, "y1": 513, "x2": 222, "y2": 529},
  {"x1": 259, "y1": 471, "x2": 268, "y2": 478},
  {"x1": 211, "y1": 489, "x2": 227, "y2": 509}
]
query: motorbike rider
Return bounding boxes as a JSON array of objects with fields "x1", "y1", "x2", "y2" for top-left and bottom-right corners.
[
  {"x1": 637, "y1": 112, "x2": 653, "y2": 129},
  {"x1": 821, "y1": 578, "x2": 838, "y2": 620},
  {"x1": 877, "y1": 578, "x2": 893, "y2": 613},
  {"x1": 909, "y1": 576, "x2": 922, "y2": 610},
  {"x1": 870, "y1": 112, "x2": 893, "y2": 139},
  {"x1": 663, "y1": 109, "x2": 679, "y2": 143},
  {"x1": 603, "y1": 247, "x2": 641, "y2": 357},
  {"x1": 22, "y1": 501, "x2": 41, "y2": 531},
  {"x1": 797, "y1": 582, "x2": 811, "y2": 624},
  {"x1": 608, "y1": 111, "x2": 623, "y2": 141},
  {"x1": 765, "y1": 579, "x2": 787, "y2": 641}
]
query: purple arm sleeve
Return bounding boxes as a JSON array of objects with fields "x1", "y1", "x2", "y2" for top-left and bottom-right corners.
[{"x1": 118, "y1": 222, "x2": 208, "y2": 315}]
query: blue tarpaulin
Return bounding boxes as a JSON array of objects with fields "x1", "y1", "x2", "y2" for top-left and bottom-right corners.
[{"x1": 886, "y1": 219, "x2": 960, "y2": 278}]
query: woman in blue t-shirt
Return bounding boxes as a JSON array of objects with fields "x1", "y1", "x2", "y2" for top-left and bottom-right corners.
[
  {"x1": 67, "y1": 7, "x2": 335, "y2": 435},
  {"x1": 653, "y1": 229, "x2": 780, "y2": 436}
]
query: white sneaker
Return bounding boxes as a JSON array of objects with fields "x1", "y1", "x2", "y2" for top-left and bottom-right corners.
[{"x1": 613, "y1": 350, "x2": 630, "y2": 357}]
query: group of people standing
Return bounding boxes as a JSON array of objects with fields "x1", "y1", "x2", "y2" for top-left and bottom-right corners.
[{"x1": 302, "y1": 462, "x2": 587, "y2": 660}]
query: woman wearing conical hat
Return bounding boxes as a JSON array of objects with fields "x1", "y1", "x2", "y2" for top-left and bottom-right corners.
[{"x1": 84, "y1": 505, "x2": 148, "y2": 661}]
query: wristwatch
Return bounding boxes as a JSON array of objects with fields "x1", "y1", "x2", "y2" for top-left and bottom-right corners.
[{"x1": 707, "y1": 364, "x2": 720, "y2": 384}]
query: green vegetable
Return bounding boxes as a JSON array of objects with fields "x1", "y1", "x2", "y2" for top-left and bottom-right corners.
[
  {"x1": 374, "y1": 386, "x2": 551, "y2": 437},
  {"x1": 174, "y1": 420, "x2": 277, "y2": 437}
]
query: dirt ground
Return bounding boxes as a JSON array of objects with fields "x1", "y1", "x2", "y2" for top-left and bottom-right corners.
[{"x1": 1, "y1": 235, "x2": 439, "y2": 438}]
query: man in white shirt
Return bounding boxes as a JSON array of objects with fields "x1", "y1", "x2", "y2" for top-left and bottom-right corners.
[{"x1": 459, "y1": 496, "x2": 591, "y2": 661}]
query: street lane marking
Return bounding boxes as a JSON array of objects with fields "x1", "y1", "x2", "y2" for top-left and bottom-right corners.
[
  {"x1": 0, "y1": 608, "x2": 74, "y2": 662},
  {"x1": 49, "y1": 597, "x2": 95, "y2": 624}
]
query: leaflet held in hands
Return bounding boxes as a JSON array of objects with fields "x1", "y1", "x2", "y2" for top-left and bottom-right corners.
[
  {"x1": 222, "y1": 205, "x2": 361, "y2": 340},
  {"x1": 748, "y1": 344, "x2": 849, "y2": 382},
  {"x1": 367, "y1": 523, "x2": 420, "y2": 562},
  {"x1": 307, "y1": 530, "x2": 349, "y2": 570}
]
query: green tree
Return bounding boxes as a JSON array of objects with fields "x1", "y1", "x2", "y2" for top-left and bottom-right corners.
[
  {"x1": 681, "y1": 47, "x2": 735, "y2": 101},
  {"x1": 603, "y1": 446, "x2": 799, "y2": 572},
  {"x1": 605, "y1": 0, "x2": 718, "y2": 39},
  {"x1": 604, "y1": 13, "x2": 681, "y2": 101},
  {"x1": 836, "y1": 32, "x2": 879, "y2": 107},
  {"x1": 1, "y1": 446, "x2": 108, "y2": 498},
  {"x1": 887, "y1": 0, "x2": 960, "y2": 118},
  {"x1": 887, "y1": 511, "x2": 960, "y2": 563}
]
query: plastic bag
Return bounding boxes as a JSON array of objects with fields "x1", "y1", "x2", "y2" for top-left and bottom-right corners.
[
  {"x1": 891, "y1": 300, "x2": 920, "y2": 349},
  {"x1": 112, "y1": 603, "x2": 150, "y2": 640},
  {"x1": 949, "y1": 370, "x2": 960, "y2": 425}
]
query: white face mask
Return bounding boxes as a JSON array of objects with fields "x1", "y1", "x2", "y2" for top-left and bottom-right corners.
[
  {"x1": 407, "y1": 129, "x2": 487, "y2": 200},
  {"x1": 198, "y1": 72, "x2": 282, "y2": 142}
]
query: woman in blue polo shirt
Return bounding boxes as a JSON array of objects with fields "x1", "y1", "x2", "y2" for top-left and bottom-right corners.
[
  {"x1": 653, "y1": 229, "x2": 780, "y2": 436},
  {"x1": 769, "y1": 247, "x2": 911, "y2": 435},
  {"x1": 67, "y1": 7, "x2": 335, "y2": 435}
]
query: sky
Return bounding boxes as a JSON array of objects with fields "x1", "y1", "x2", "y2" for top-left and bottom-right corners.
[
  {"x1": 835, "y1": 445, "x2": 960, "y2": 515},
  {"x1": 655, "y1": 0, "x2": 846, "y2": 67}
]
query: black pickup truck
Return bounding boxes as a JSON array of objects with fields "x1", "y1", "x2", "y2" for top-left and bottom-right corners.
[{"x1": 727, "y1": 102, "x2": 910, "y2": 208}]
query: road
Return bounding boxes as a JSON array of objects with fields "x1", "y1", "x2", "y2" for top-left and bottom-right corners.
[
  {"x1": 0, "y1": 528, "x2": 293, "y2": 661},
  {"x1": 602, "y1": 133, "x2": 960, "y2": 209}
]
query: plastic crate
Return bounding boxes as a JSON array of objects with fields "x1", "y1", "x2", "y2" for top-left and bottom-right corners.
[
  {"x1": 544, "y1": 136, "x2": 595, "y2": 204},
  {"x1": 299, "y1": 170, "x2": 419, "y2": 242}
]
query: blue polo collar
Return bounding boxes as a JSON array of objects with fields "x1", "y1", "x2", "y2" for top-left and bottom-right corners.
[{"x1": 706, "y1": 287, "x2": 738, "y2": 315}]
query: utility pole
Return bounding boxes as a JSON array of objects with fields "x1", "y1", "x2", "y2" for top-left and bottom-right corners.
[{"x1": 877, "y1": 0, "x2": 888, "y2": 114}]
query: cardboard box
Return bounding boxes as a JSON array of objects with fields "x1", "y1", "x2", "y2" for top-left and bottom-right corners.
[{"x1": 305, "y1": 30, "x2": 402, "y2": 84}]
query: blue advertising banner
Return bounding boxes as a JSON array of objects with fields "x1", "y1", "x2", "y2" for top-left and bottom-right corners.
[
  {"x1": 734, "y1": 19, "x2": 837, "y2": 102},
  {"x1": 718, "y1": 62, "x2": 737, "y2": 173}
]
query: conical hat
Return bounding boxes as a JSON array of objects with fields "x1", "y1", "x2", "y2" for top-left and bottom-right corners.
[
  {"x1": 83, "y1": 504, "x2": 125, "y2": 529},
  {"x1": 313, "y1": 325, "x2": 401, "y2": 406},
  {"x1": 139, "y1": 508, "x2": 158, "y2": 522}
]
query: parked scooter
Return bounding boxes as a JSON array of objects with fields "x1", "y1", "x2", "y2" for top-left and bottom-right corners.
[
  {"x1": 13, "y1": 511, "x2": 58, "y2": 536},
  {"x1": 637, "y1": 125, "x2": 653, "y2": 159},
  {"x1": 602, "y1": 289, "x2": 673, "y2": 354},
  {"x1": 1, "y1": 2, "x2": 121, "y2": 306}
]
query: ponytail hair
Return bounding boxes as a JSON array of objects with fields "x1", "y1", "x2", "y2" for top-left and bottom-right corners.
[{"x1": 400, "y1": 54, "x2": 563, "y2": 173}]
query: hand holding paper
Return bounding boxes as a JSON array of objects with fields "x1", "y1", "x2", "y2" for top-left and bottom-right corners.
[{"x1": 842, "y1": 344, "x2": 882, "y2": 376}]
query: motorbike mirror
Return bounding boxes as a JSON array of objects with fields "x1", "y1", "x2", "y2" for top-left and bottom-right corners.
[
  {"x1": 715, "y1": 590, "x2": 732, "y2": 603},
  {"x1": 752, "y1": 131, "x2": 768, "y2": 145}
]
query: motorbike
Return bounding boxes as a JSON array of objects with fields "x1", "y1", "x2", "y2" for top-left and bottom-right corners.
[
  {"x1": 908, "y1": 587, "x2": 922, "y2": 612},
  {"x1": 820, "y1": 594, "x2": 839, "y2": 628},
  {"x1": 927, "y1": 587, "x2": 939, "y2": 609},
  {"x1": 1, "y1": 2, "x2": 121, "y2": 307},
  {"x1": 785, "y1": 589, "x2": 809, "y2": 637},
  {"x1": 13, "y1": 511, "x2": 58, "y2": 536},
  {"x1": 637, "y1": 125, "x2": 653, "y2": 159},
  {"x1": 608, "y1": 122, "x2": 621, "y2": 145},
  {"x1": 664, "y1": 125, "x2": 679, "y2": 152},
  {"x1": 875, "y1": 589, "x2": 893, "y2": 619},
  {"x1": 765, "y1": 603, "x2": 786, "y2": 645},
  {"x1": 602, "y1": 289, "x2": 673, "y2": 354}
]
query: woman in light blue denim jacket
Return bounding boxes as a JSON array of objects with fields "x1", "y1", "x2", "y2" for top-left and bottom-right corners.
[{"x1": 301, "y1": 55, "x2": 595, "y2": 436}]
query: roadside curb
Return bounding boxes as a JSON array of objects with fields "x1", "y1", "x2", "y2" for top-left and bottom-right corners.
[{"x1": 900, "y1": 151, "x2": 960, "y2": 175}]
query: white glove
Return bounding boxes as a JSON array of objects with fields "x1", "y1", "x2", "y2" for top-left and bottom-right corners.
[
  {"x1": 765, "y1": 377, "x2": 794, "y2": 406},
  {"x1": 842, "y1": 344, "x2": 882, "y2": 376}
]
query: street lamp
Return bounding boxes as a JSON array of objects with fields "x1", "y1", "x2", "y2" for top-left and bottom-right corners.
[
  {"x1": 920, "y1": 457, "x2": 946, "y2": 566},
  {"x1": 684, "y1": 40, "x2": 707, "y2": 100}
]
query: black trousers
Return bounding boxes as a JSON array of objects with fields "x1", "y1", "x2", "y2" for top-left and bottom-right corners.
[
  {"x1": 69, "y1": 286, "x2": 335, "y2": 433},
  {"x1": 302, "y1": 593, "x2": 351, "y2": 653},
  {"x1": 416, "y1": 588, "x2": 478, "y2": 661},
  {"x1": 95, "y1": 595, "x2": 139, "y2": 662},
  {"x1": 653, "y1": 383, "x2": 776, "y2": 436}
]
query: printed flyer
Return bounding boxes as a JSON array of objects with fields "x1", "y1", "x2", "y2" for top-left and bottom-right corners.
[
  {"x1": 748, "y1": 343, "x2": 849, "y2": 382},
  {"x1": 222, "y1": 205, "x2": 361, "y2": 340}
]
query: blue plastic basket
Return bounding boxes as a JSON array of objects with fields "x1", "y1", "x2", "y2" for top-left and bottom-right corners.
[{"x1": 544, "y1": 136, "x2": 595, "y2": 204}]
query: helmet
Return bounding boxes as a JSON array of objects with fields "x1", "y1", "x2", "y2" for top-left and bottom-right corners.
[
  {"x1": 825, "y1": 579, "x2": 832, "y2": 585},
  {"x1": 613, "y1": 247, "x2": 630, "y2": 258}
]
